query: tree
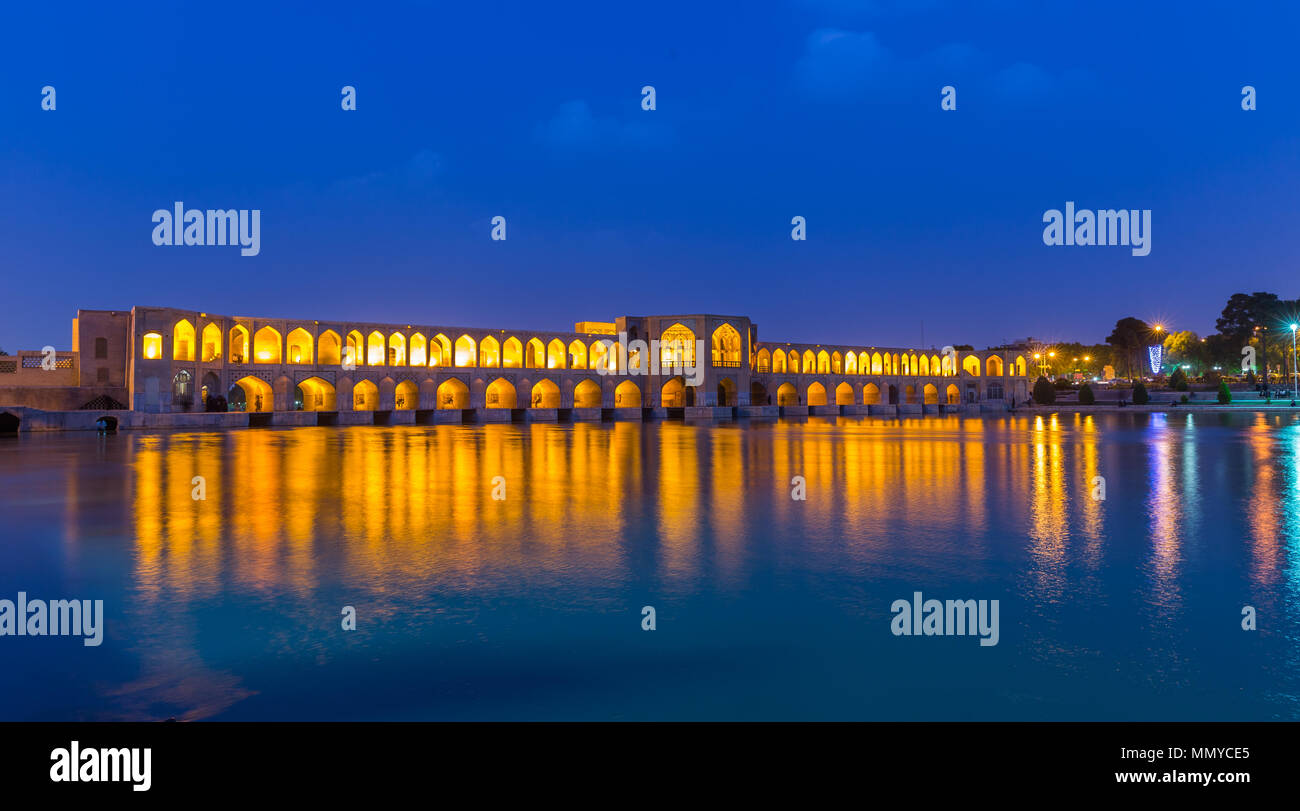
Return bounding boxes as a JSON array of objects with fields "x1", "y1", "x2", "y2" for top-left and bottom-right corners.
[
  {"x1": 1162, "y1": 330, "x2": 1204, "y2": 374},
  {"x1": 1032, "y1": 376, "x2": 1056, "y2": 405},
  {"x1": 1106, "y1": 317, "x2": 1152, "y2": 379},
  {"x1": 1132, "y1": 382, "x2": 1149, "y2": 404},
  {"x1": 1216, "y1": 292, "x2": 1283, "y2": 344},
  {"x1": 1169, "y1": 367, "x2": 1188, "y2": 391},
  {"x1": 1218, "y1": 381, "x2": 1232, "y2": 404},
  {"x1": 1079, "y1": 383, "x2": 1095, "y2": 404}
]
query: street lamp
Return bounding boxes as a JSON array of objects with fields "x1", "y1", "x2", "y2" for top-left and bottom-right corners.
[{"x1": 1291, "y1": 324, "x2": 1298, "y2": 398}]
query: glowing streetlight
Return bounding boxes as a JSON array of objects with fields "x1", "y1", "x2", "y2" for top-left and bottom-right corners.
[{"x1": 1291, "y1": 324, "x2": 1298, "y2": 398}]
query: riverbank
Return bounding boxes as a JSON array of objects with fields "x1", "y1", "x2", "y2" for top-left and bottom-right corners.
[
  {"x1": 3, "y1": 401, "x2": 1003, "y2": 432},
  {"x1": 7, "y1": 398, "x2": 1300, "y2": 432}
]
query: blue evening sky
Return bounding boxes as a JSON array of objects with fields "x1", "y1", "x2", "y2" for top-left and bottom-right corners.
[{"x1": 2, "y1": 1, "x2": 1297, "y2": 351}]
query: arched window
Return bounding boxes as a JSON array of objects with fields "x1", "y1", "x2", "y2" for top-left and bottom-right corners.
[
  {"x1": 173, "y1": 319, "x2": 196, "y2": 361},
  {"x1": 661, "y1": 324, "x2": 697, "y2": 369},
  {"x1": 172, "y1": 369, "x2": 193, "y2": 405},
  {"x1": 367, "y1": 331, "x2": 386, "y2": 365},
  {"x1": 253, "y1": 326, "x2": 281, "y2": 364},
  {"x1": 711, "y1": 324, "x2": 742, "y2": 367},
  {"x1": 142, "y1": 332, "x2": 162, "y2": 360},
  {"x1": 201, "y1": 324, "x2": 222, "y2": 362},
  {"x1": 287, "y1": 328, "x2": 313, "y2": 364}
]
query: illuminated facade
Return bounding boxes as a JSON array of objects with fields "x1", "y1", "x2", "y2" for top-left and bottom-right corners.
[{"x1": 73, "y1": 306, "x2": 1033, "y2": 416}]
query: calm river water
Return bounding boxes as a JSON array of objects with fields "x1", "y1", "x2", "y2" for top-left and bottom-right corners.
[{"x1": 2, "y1": 412, "x2": 1298, "y2": 720}]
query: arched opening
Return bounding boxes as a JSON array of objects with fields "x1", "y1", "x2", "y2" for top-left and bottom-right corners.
[
  {"x1": 567, "y1": 339, "x2": 587, "y2": 370},
  {"x1": 201, "y1": 323, "x2": 222, "y2": 362},
  {"x1": 888, "y1": 384, "x2": 899, "y2": 404},
  {"x1": 717, "y1": 377, "x2": 737, "y2": 406},
  {"x1": 200, "y1": 372, "x2": 221, "y2": 410},
  {"x1": 772, "y1": 350, "x2": 786, "y2": 373},
  {"x1": 454, "y1": 335, "x2": 476, "y2": 367},
  {"x1": 229, "y1": 326, "x2": 250, "y2": 364},
  {"x1": 802, "y1": 350, "x2": 816, "y2": 373},
  {"x1": 883, "y1": 354, "x2": 893, "y2": 375},
  {"x1": 660, "y1": 323, "x2": 697, "y2": 369},
  {"x1": 987, "y1": 356, "x2": 1004, "y2": 376},
  {"x1": 142, "y1": 332, "x2": 163, "y2": 360},
  {"x1": 589, "y1": 340, "x2": 612, "y2": 371},
  {"x1": 296, "y1": 377, "x2": 337, "y2": 411},
  {"x1": 437, "y1": 378, "x2": 470, "y2": 409},
  {"x1": 480, "y1": 335, "x2": 501, "y2": 368},
  {"x1": 503, "y1": 337, "x2": 523, "y2": 368},
  {"x1": 788, "y1": 351, "x2": 800, "y2": 374},
  {"x1": 755, "y1": 347, "x2": 771, "y2": 373},
  {"x1": 923, "y1": 383, "x2": 939, "y2": 404},
  {"x1": 905, "y1": 384, "x2": 917, "y2": 404},
  {"x1": 531, "y1": 379, "x2": 561, "y2": 408},
  {"x1": 946, "y1": 384, "x2": 961, "y2": 404},
  {"x1": 1014, "y1": 356, "x2": 1027, "y2": 376},
  {"x1": 394, "y1": 380, "x2": 418, "y2": 409},
  {"x1": 388, "y1": 333, "x2": 407, "y2": 366},
  {"x1": 230, "y1": 375, "x2": 273, "y2": 412},
  {"x1": 409, "y1": 333, "x2": 427, "y2": 367},
  {"x1": 962, "y1": 355, "x2": 981, "y2": 376},
  {"x1": 919, "y1": 355, "x2": 930, "y2": 375},
  {"x1": 614, "y1": 379, "x2": 641, "y2": 408},
  {"x1": 0, "y1": 412, "x2": 21, "y2": 433},
  {"x1": 287, "y1": 328, "x2": 313, "y2": 364},
  {"x1": 430, "y1": 334, "x2": 452, "y2": 367},
  {"x1": 253, "y1": 327, "x2": 281, "y2": 364},
  {"x1": 902, "y1": 355, "x2": 910, "y2": 375},
  {"x1": 711, "y1": 323, "x2": 742, "y2": 367},
  {"x1": 346, "y1": 330, "x2": 364, "y2": 367},
  {"x1": 831, "y1": 351, "x2": 843, "y2": 374},
  {"x1": 574, "y1": 379, "x2": 602, "y2": 408},
  {"x1": 480, "y1": 377, "x2": 515, "y2": 408},
  {"x1": 871, "y1": 353, "x2": 883, "y2": 374},
  {"x1": 173, "y1": 319, "x2": 196, "y2": 361},
  {"x1": 486, "y1": 377, "x2": 517, "y2": 408},
  {"x1": 525, "y1": 338, "x2": 545, "y2": 368},
  {"x1": 845, "y1": 352, "x2": 857, "y2": 374},
  {"x1": 352, "y1": 379, "x2": 379, "y2": 411},
  {"x1": 750, "y1": 381, "x2": 769, "y2": 405},
  {"x1": 807, "y1": 382, "x2": 827, "y2": 406},
  {"x1": 318, "y1": 330, "x2": 341, "y2": 365},
  {"x1": 172, "y1": 369, "x2": 194, "y2": 407},
  {"x1": 546, "y1": 339, "x2": 567, "y2": 370},
  {"x1": 863, "y1": 383, "x2": 881, "y2": 404},
  {"x1": 835, "y1": 381, "x2": 854, "y2": 405},
  {"x1": 367, "y1": 331, "x2": 386, "y2": 366},
  {"x1": 661, "y1": 377, "x2": 686, "y2": 407},
  {"x1": 776, "y1": 382, "x2": 799, "y2": 406},
  {"x1": 932, "y1": 355, "x2": 942, "y2": 376}
]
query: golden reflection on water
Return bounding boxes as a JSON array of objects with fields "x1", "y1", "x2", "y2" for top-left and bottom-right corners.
[{"x1": 88, "y1": 412, "x2": 1300, "y2": 718}]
